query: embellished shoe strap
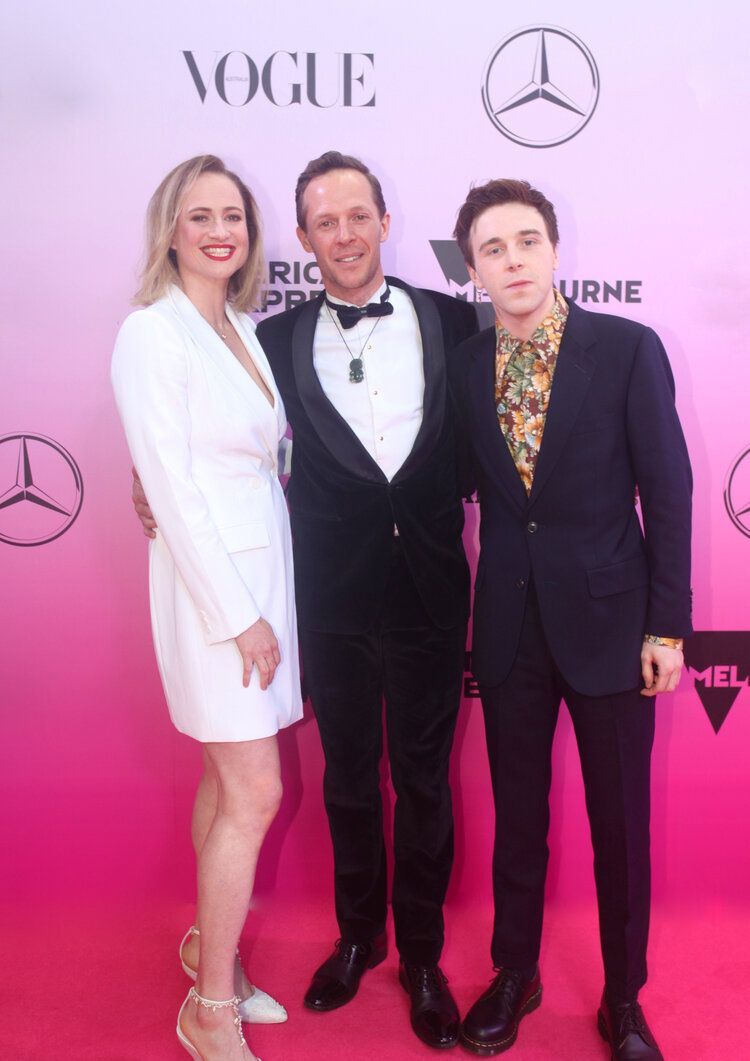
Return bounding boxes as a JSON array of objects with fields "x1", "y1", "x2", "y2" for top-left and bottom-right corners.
[
  {"x1": 189, "y1": 988, "x2": 247, "y2": 1047},
  {"x1": 189, "y1": 986, "x2": 241, "y2": 1012}
]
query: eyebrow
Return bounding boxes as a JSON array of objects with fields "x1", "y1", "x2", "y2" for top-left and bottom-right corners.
[
  {"x1": 186, "y1": 204, "x2": 244, "y2": 213},
  {"x1": 477, "y1": 228, "x2": 542, "y2": 253},
  {"x1": 314, "y1": 204, "x2": 373, "y2": 219}
]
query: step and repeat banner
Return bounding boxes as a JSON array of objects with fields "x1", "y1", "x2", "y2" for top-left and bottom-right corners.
[{"x1": 2, "y1": 2, "x2": 749, "y2": 909}]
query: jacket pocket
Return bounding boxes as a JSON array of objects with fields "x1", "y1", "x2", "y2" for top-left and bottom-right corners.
[
  {"x1": 587, "y1": 554, "x2": 649, "y2": 598},
  {"x1": 218, "y1": 521, "x2": 270, "y2": 553}
]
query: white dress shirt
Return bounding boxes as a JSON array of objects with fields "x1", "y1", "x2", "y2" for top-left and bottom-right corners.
[{"x1": 313, "y1": 281, "x2": 424, "y2": 482}]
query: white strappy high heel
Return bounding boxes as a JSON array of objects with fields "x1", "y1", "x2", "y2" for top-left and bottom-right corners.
[
  {"x1": 177, "y1": 987, "x2": 261, "y2": 1060},
  {"x1": 179, "y1": 925, "x2": 288, "y2": 1024}
]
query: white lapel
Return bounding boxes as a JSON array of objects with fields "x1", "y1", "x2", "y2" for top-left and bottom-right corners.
[
  {"x1": 226, "y1": 305, "x2": 280, "y2": 411},
  {"x1": 166, "y1": 285, "x2": 281, "y2": 467},
  {"x1": 166, "y1": 285, "x2": 246, "y2": 392},
  {"x1": 228, "y1": 305, "x2": 285, "y2": 469}
]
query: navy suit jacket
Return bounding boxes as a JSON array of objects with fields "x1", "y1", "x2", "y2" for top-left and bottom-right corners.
[
  {"x1": 257, "y1": 277, "x2": 479, "y2": 633},
  {"x1": 451, "y1": 299, "x2": 692, "y2": 696}
]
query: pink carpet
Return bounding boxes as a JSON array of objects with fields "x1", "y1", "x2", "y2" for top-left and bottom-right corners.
[{"x1": 4, "y1": 897, "x2": 746, "y2": 1059}]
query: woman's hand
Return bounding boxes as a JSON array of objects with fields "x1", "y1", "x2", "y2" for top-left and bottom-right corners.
[
  {"x1": 236, "y1": 619, "x2": 281, "y2": 690},
  {"x1": 132, "y1": 467, "x2": 157, "y2": 538}
]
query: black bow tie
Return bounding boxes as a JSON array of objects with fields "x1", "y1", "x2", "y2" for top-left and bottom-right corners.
[{"x1": 325, "y1": 287, "x2": 393, "y2": 329}]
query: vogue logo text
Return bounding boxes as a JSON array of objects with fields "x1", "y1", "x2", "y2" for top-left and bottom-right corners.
[{"x1": 183, "y1": 51, "x2": 376, "y2": 108}]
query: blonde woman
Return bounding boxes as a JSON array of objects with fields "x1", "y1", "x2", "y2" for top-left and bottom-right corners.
[{"x1": 112, "y1": 156, "x2": 303, "y2": 1060}]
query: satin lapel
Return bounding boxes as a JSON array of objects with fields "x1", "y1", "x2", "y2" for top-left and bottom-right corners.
[
  {"x1": 529, "y1": 302, "x2": 597, "y2": 504},
  {"x1": 390, "y1": 278, "x2": 445, "y2": 483},
  {"x1": 291, "y1": 292, "x2": 386, "y2": 483},
  {"x1": 468, "y1": 330, "x2": 528, "y2": 513}
]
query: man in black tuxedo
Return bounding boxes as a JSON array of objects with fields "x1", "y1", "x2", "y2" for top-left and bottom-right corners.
[
  {"x1": 254, "y1": 152, "x2": 478, "y2": 1049},
  {"x1": 449, "y1": 180, "x2": 691, "y2": 1060}
]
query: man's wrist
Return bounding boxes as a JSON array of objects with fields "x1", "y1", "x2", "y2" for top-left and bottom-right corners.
[{"x1": 644, "y1": 634, "x2": 683, "y2": 650}]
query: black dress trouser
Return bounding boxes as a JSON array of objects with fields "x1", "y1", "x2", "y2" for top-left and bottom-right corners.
[
  {"x1": 300, "y1": 539, "x2": 466, "y2": 966},
  {"x1": 479, "y1": 584, "x2": 655, "y2": 1001}
]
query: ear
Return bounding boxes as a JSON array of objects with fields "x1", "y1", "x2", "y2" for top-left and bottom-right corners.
[
  {"x1": 296, "y1": 226, "x2": 313, "y2": 254},
  {"x1": 467, "y1": 262, "x2": 482, "y2": 289},
  {"x1": 552, "y1": 245, "x2": 560, "y2": 271},
  {"x1": 379, "y1": 212, "x2": 391, "y2": 243}
]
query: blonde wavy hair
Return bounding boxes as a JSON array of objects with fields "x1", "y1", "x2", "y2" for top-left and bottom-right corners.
[{"x1": 134, "y1": 155, "x2": 264, "y2": 312}]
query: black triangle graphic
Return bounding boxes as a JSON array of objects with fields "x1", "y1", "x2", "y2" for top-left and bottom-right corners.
[
  {"x1": 691, "y1": 683, "x2": 742, "y2": 734},
  {"x1": 684, "y1": 631, "x2": 750, "y2": 734}
]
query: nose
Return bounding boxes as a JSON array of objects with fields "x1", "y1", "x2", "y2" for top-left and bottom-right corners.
[
  {"x1": 336, "y1": 219, "x2": 354, "y2": 242},
  {"x1": 209, "y1": 217, "x2": 230, "y2": 240},
  {"x1": 506, "y1": 247, "x2": 524, "y2": 270}
]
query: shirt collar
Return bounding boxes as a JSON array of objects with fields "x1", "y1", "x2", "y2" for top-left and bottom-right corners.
[
  {"x1": 324, "y1": 280, "x2": 388, "y2": 309},
  {"x1": 495, "y1": 289, "x2": 568, "y2": 355}
]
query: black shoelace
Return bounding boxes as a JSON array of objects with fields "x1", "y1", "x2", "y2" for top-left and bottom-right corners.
[
  {"x1": 488, "y1": 967, "x2": 525, "y2": 1010},
  {"x1": 407, "y1": 965, "x2": 448, "y2": 993},
  {"x1": 618, "y1": 1001, "x2": 648, "y2": 1039},
  {"x1": 335, "y1": 938, "x2": 367, "y2": 963}
]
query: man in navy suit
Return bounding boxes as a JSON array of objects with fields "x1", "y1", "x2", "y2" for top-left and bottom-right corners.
[{"x1": 449, "y1": 180, "x2": 692, "y2": 1060}]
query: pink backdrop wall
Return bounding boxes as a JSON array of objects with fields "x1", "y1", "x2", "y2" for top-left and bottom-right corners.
[{"x1": 2, "y1": 2, "x2": 749, "y2": 917}]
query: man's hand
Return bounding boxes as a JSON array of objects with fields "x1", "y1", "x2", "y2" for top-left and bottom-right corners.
[
  {"x1": 641, "y1": 641, "x2": 684, "y2": 697},
  {"x1": 132, "y1": 467, "x2": 157, "y2": 538},
  {"x1": 236, "y1": 619, "x2": 281, "y2": 690}
]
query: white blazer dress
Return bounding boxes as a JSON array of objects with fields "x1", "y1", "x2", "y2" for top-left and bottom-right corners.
[{"x1": 111, "y1": 285, "x2": 303, "y2": 742}]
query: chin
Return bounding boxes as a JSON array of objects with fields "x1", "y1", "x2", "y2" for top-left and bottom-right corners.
[{"x1": 337, "y1": 275, "x2": 369, "y2": 292}]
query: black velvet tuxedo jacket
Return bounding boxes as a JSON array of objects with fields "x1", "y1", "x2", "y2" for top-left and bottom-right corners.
[
  {"x1": 256, "y1": 277, "x2": 479, "y2": 634},
  {"x1": 451, "y1": 299, "x2": 693, "y2": 697}
]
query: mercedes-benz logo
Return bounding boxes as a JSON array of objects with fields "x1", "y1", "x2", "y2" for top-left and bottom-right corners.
[
  {"x1": 482, "y1": 25, "x2": 600, "y2": 148},
  {"x1": 724, "y1": 446, "x2": 750, "y2": 539},
  {"x1": 0, "y1": 433, "x2": 84, "y2": 546}
]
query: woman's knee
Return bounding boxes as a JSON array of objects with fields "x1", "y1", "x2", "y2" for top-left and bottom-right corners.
[
  {"x1": 220, "y1": 770, "x2": 282, "y2": 830},
  {"x1": 250, "y1": 772, "x2": 283, "y2": 824},
  {"x1": 206, "y1": 738, "x2": 282, "y2": 826}
]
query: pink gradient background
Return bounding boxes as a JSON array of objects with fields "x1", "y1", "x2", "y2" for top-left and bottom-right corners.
[{"x1": 1, "y1": 0, "x2": 748, "y2": 969}]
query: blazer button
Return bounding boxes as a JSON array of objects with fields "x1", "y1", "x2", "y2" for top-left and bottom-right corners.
[
  {"x1": 527, "y1": 521, "x2": 539, "y2": 534},
  {"x1": 515, "y1": 577, "x2": 526, "y2": 589}
]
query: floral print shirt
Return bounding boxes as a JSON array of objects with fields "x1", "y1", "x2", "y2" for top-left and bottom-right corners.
[{"x1": 494, "y1": 290, "x2": 568, "y2": 495}]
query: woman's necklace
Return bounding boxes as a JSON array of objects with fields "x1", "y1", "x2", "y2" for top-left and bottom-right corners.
[
  {"x1": 211, "y1": 317, "x2": 230, "y2": 343},
  {"x1": 199, "y1": 308, "x2": 231, "y2": 343},
  {"x1": 326, "y1": 303, "x2": 384, "y2": 383}
]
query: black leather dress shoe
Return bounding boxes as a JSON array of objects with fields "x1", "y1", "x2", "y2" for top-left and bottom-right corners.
[
  {"x1": 399, "y1": 961, "x2": 460, "y2": 1049},
  {"x1": 303, "y1": 934, "x2": 387, "y2": 1011},
  {"x1": 597, "y1": 993, "x2": 664, "y2": 1060},
  {"x1": 460, "y1": 967, "x2": 542, "y2": 1055}
]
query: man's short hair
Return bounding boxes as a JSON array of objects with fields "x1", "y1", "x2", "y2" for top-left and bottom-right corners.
[
  {"x1": 295, "y1": 150, "x2": 387, "y2": 230},
  {"x1": 454, "y1": 179, "x2": 559, "y2": 267}
]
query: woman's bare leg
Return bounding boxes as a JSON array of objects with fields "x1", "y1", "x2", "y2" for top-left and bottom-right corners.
[
  {"x1": 180, "y1": 735, "x2": 282, "y2": 1060},
  {"x1": 183, "y1": 750, "x2": 256, "y2": 996}
]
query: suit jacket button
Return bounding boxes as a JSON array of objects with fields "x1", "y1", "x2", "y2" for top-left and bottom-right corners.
[
  {"x1": 515, "y1": 577, "x2": 526, "y2": 589},
  {"x1": 527, "y1": 521, "x2": 539, "y2": 533}
]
